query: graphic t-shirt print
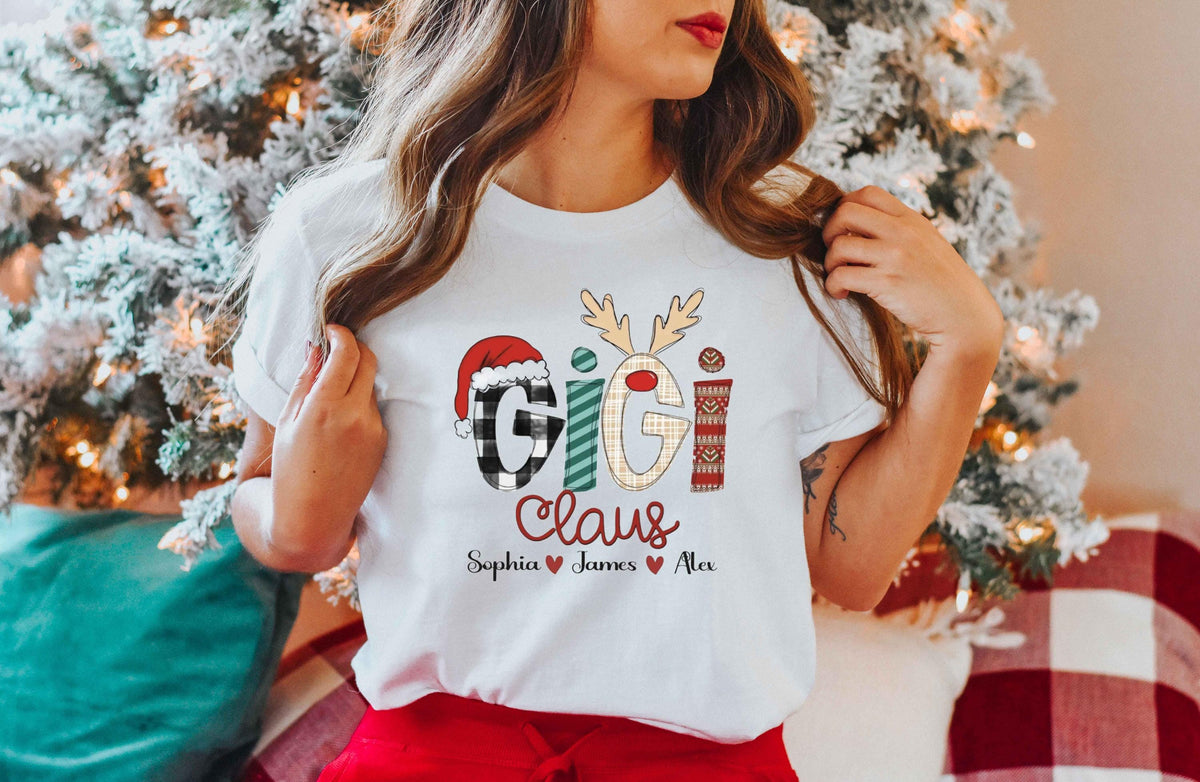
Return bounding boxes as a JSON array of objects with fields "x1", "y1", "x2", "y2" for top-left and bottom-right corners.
[{"x1": 450, "y1": 288, "x2": 729, "y2": 578}]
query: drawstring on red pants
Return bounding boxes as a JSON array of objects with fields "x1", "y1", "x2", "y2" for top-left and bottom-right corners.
[{"x1": 519, "y1": 720, "x2": 606, "y2": 782}]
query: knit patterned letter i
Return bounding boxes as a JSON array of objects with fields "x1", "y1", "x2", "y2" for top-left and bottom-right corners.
[{"x1": 691, "y1": 346, "x2": 731, "y2": 492}]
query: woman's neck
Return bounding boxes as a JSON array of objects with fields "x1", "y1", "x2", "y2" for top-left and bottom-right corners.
[{"x1": 492, "y1": 68, "x2": 673, "y2": 213}]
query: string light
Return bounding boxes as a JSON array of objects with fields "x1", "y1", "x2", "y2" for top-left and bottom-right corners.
[
  {"x1": 1010, "y1": 323, "x2": 1055, "y2": 376},
  {"x1": 1016, "y1": 131, "x2": 1036, "y2": 149},
  {"x1": 941, "y1": 7, "x2": 983, "y2": 48},
  {"x1": 955, "y1": 569, "x2": 971, "y2": 612},
  {"x1": 147, "y1": 166, "x2": 167, "y2": 189},
  {"x1": 217, "y1": 461, "x2": 235, "y2": 479},
  {"x1": 0, "y1": 168, "x2": 17, "y2": 185},
  {"x1": 114, "y1": 486, "x2": 130, "y2": 502},
  {"x1": 949, "y1": 109, "x2": 983, "y2": 133},
  {"x1": 93, "y1": 361, "x2": 114, "y2": 386},
  {"x1": 285, "y1": 90, "x2": 302, "y2": 118},
  {"x1": 773, "y1": 28, "x2": 810, "y2": 63},
  {"x1": 985, "y1": 421, "x2": 1034, "y2": 460},
  {"x1": 147, "y1": 14, "x2": 186, "y2": 39},
  {"x1": 1011, "y1": 517, "x2": 1052, "y2": 545},
  {"x1": 167, "y1": 298, "x2": 207, "y2": 347},
  {"x1": 979, "y1": 380, "x2": 1000, "y2": 416}
]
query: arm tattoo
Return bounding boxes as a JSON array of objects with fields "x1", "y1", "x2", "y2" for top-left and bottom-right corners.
[
  {"x1": 826, "y1": 486, "x2": 846, "y2": 542},
  {"x1": 800, "y1": 443, "x2": 829, "y2": 515}
]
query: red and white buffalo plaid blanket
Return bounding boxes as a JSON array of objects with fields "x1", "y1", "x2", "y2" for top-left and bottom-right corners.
[{"x1": 240, "y1": 510, "x2": 1200, "y2": 782}]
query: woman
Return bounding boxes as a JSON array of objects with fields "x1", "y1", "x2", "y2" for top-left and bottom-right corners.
[{"x1": 219, "y1": 0, "x2": 1003, "y2": 778}]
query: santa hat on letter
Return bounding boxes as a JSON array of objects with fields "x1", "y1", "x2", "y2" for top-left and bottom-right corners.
[{"x1": 453, "y1": 335, "x2": 550, "y2": 438}]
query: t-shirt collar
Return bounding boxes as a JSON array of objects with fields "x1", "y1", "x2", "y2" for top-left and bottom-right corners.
[{"x1": 475, "y1": 169, "x2": 686, "y2": 238}]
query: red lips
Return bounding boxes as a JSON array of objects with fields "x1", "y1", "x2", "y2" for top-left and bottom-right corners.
[
  {"x1": 675, "y1": 11, "x2": 727, "y2": 49},
  {"x1": 676, "y1": 11, "x2": 727, "y2": 33}
]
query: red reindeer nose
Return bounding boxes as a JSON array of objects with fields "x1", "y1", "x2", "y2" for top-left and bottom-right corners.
[{"x1": 626, "y1": 369, "x2": 658, "y2": 392}]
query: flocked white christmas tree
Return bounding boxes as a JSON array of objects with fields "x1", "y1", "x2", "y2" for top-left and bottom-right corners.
[{"x1": 0, "y1": 0, "x2": 1104, "y2": 616}]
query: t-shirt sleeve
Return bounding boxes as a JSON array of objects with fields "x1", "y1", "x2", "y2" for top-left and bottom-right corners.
[
  {"x1": 230, "y1": 195, "x2": 319, "y2": 426},
  {"x1": 793, "y1": 277, "x2": 889, "y2": 461}
]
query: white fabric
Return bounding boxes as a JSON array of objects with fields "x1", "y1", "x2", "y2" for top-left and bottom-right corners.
[
  {"x1": 785, "y1": 599, "x2": 973, "y2": 781},
  {"x1": 232, "y1": 157, "x2": 889, "y2": 743}
]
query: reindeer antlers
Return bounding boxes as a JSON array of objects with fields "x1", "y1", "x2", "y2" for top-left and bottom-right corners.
[
  {"x1": 580, "y1": 288, "x2": 704, "y2": 356},
  {"x1": 580, "y1": 289, "x2": 636, "y2": 356},
  {"x1": 649, "y1": 288, "x2": 703, "y2": 355}
]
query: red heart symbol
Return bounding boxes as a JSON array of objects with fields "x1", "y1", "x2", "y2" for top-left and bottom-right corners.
[
  {"x1": 545, "y1": 555, "x2": 563, "y2": 574},
  {"x1": 646, "y1": 556, "x2": 664, "y2": 574}
]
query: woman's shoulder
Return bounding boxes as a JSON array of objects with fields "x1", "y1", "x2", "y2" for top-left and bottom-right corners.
[
  {"x1": 285, "y1": 157, "x2": 389, "y2": 226},
  {"x1": 274, "y1": 158, "x2": 389, "y2": 259}
]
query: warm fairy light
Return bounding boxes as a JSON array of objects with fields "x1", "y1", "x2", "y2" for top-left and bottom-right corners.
[
  {"x1": 1013, "y1": 446, "x2": 1031, "y2": 462},
  {"x1": 949, "y1": 109, "x2": 983, "y2": 133},
  {"x1": 346, "y1": 11, "x2": 374, "y2": 48},
  {"x1": 0, "y1": 168, "x2": 17, "y2": 185},
  {"x1": 218, "y1": 461, "x2": 235, "y2": 479},
  {"x1": 78, "y1": 451, "x2": 97, "y2": 468},
  {"x1": 93, "y1": 362, "x2": 113, "y2": 386},
  {"x1": 979, "y1": 381, "x2": 1000, "y2": 415},
  {"x1": 950, "y1": 9, "x2": 975, "y2": 28},
  {"x1": 1011, "y1": 324, "x2": 1052, "y2": 372},
  {"x1": 147, "y1": 15, "x2": 185, "y2": 38},
  {"x1": 57, "y1": 184, "x2": 73, "y2": 199},
  {"x1": 942, "y1": 8, "x2": 982, "y2": 47},
  {"x1": 955, "y1": 570, "x2": 971, "y2": 612},
  {"x1": 76, "y1": 440, "x2": 91, "y2": 453},
  {"x1": 188, "y1": 72, "x2": 212, "y2": 91},
  {"x1": 286, "y1": 89, "x2": 301, "y2": 118},
  {"x1": 114, "y1": 486, "x2": 130, "y2": 502},
  {"x1": 1016, "y1": 131, "x2": 1036, "y2": 149},
  {"x1": 1013, "y1": 517, "x2": 1050, "y2": 544},
  {"x1": 167, "y1": 298, "x2": 207, "y2": 347},
  {"x1": 117, "y1": 190, "x2": 133, "y2": 209},
  {"x1": 773, "y1": 28, "x2": 809, "y2": 63},
  {"x1": 988, "y1": 422, "x2": 1030, "y2": 456}
]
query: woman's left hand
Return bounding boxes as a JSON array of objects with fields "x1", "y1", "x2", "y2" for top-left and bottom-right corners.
[{"x1": 820, "y1": 184, "x2": 1005, "y2": 356}]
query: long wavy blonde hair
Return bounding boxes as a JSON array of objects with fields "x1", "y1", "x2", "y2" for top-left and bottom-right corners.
[{"x1": 217, "y1": 0, "x2": 913, "y2": 424}]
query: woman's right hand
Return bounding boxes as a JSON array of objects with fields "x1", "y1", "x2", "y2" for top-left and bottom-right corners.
[{"x1": 268, "y1": 323, "x2": 388, "y2": 563}]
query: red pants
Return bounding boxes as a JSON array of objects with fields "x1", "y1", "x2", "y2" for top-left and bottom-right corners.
[{"x1": 316, "y1": 692, "x2": 799, "y2": 781}]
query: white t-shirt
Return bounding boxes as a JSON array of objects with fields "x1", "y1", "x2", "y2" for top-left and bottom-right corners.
[{"x1": 232, "y1": 157, "x2": 887, "y2": 743}]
